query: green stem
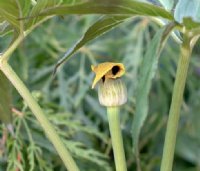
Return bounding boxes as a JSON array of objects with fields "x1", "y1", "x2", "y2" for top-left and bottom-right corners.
[
  {"x1": 160, "y1": 35, "x2": 193, "y2": 171},
  {"x1": 1, "y1": 35, "x2": 25, "y2": 62},
  {"x1": 0, "y1": 17, "x2": 52, "y2": 62},
  {"x1": 0, "y1": 62, "x2": 80, "y2": 171},
  {"x1": 107, "y1": 107, "x2": 127, "y2": 171},
  {"x1": 0, "y1": 14, "x2": 79, "y2": 170}
]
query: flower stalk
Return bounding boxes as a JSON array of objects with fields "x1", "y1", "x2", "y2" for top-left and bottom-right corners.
[
  {"x1": 107, "y1": 107, "x2": 127, "y2": 171},
  {"x1": 160, "y1": 34, "x2": 197, "y2": 171},
  {"x1": 92, "y1": 62, "x2": 127, "y2": 171}
]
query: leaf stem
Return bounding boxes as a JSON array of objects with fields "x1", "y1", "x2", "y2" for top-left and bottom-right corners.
[
  {"x1": 160, "y1": 34, "x2": 194, "y2": 171},
  {"x1": 1, "y1": 35, "x2": 24, "y2": 62},
  {"x1": 107, "y1": 107, "x2": 127, "y2": 171},
  {"x1": 0, "y1": 62, "x2": 80, "y2": 171}
]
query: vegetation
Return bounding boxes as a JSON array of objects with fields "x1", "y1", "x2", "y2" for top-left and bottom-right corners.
[{"x1": 0, "y1": 0, "x2": 200, "y2": 171}]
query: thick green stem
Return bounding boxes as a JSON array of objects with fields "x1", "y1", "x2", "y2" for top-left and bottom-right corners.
[
  {"x1": 0, "y1": 62, "x2": 79, "y2": 171},
  {"x1": 107, "y1": 107, "x2": 127, "y2": 171},
  {"x1": 160, "y1": 35, "x2": 192, "y2": 171}
]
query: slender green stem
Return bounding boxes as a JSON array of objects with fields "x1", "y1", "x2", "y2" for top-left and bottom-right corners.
[
  {"x1": 107, "y1": 107, "x2": 127, "y2": 171},
  {"x1": 0, "y1": 62, "x2": 80, "y2": 171},
  {"x1": 0, "y1": 14, "x2": 79, "y2": 170},
  {"x1": 0, "y1": 16, "x2": 52, "y2": 62},
  {"x1": 160, "y1": 35, "x2": 193, "y2": 171},
  {"x1": 1, "y1": 35, "x2": 25, "y2": 62}
]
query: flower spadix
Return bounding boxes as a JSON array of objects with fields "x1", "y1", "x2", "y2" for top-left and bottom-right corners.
[{"x1": 91, "y1": 62, "x2": 127, "y2": 107}]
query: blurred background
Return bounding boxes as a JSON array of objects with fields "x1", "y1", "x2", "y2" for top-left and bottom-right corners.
[{"x1": 0, "y1": 11, "x2": 200, "y2": 171}]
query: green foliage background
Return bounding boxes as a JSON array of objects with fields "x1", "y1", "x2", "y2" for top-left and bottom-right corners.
[{"x1": 0, "y1": 0, "x2": 200, "y2": 171}]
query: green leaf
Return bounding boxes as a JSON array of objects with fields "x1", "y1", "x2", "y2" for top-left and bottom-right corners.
[
  {"x1": 174, "y1": 0, "x2": 200, "y2": 29},
  {"x1": 132, "y1": 22, "x2": 176, "y2": 160},
  {"x1": 45, "y1": 0, "x2": 63, "y2": 7},
  {"x1": 0, "y1": 0, "x2": 21, "y2": 31},
  {"x1": 0, "y1": 16, "x2": 4, "y2": 22},
  {"x1": 0, "y1": 0, "x2": 31, "y2": 34},
  {"x1": 19, "y1": 0, "x2": 32, "y2": 16},
  {"x1": 0, "y1": 71, "x2": 12, "y2": 125},
  {"x1": 26, "y1": 0, "x2": 48, "y2": 28},
  {"x1": 25, "y1": 0, "x2": 62, "y2": 29},
  {"x1": 39, "y1": 0, "x2": 173, "y2": 20},
  {"x1": 158, "y1": 0, "x2": 174, "y2": 11},
  {"x1": 54, "y1": 15, "x2": 130, "y2": 73}
]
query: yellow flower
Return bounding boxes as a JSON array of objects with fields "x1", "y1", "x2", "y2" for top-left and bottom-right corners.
[
  {"x1": 91, "y1": 62, "x2": 127, "y2": 107},
  {"x1": 91, "y1": 62, "x2": 125, "y2": 89}
]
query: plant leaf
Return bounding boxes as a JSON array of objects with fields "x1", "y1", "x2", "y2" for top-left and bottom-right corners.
[
  {"x1": 174, "y1": 0, "x2": 200, "y2": 29},
  {"x1": 39, "y1": 0, "x2": 173, "y2": 20},
  {"x1": 0, "y1": 0, "x2": 21, "y2": 32},
  {"x1": 158, "y1": 0, "x2": 174, "y2": 11},
  {"x1": 25, "y1": 0, "x2": 62, "y2": 30},
  {"x1": 0, "y1": 0, "x2": 31, "y2": 35},
  {"x1": 132, "y1": 22, "x2": 176, "y2": 163},
  {"x1": 54, "y1": 15, "x2": 130, "y2": 73},
  {"x1": 19, "y1": 0, "x2": 32, "y2": 16},
  {"x1": 26, "y1": 0, "x2": 48, "y2": 29}
]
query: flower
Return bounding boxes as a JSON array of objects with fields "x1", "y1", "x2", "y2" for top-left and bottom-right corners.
[
  {"x1": 91, "y1": 62, "x2": 127, "y2": 107},
  {"x1": 91, "y1": 62, "x2": 125, "y2": 89}
]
